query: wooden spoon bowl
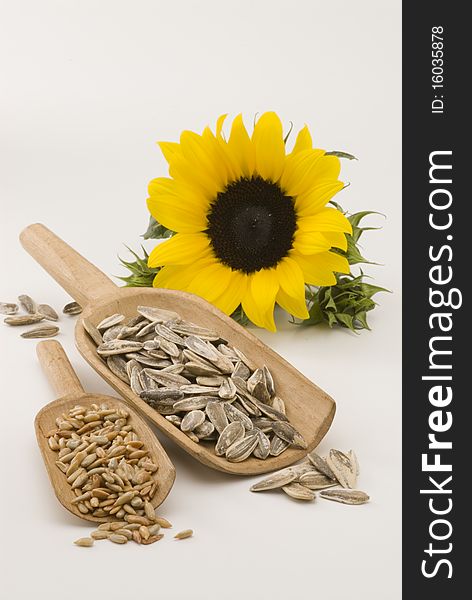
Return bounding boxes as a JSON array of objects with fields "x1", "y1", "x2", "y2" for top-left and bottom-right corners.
[
  {"x1": 35, "y1": 340, "x2": 175, "y2": 523},
  {"x1": 22, "y1": 224, "x2": 336, "y2": 475}
]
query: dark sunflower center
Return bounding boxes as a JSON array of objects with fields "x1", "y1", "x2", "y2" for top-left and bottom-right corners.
[{"x1": 206, "y1": 176, "x2": 297, "y2": 273}]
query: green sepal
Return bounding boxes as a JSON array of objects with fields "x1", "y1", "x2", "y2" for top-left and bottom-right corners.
[
  {"x1": 325, "y1": 150, "x2": 357, "y2": 160},
  {"x1": 142, "y1": 215, "x2": 175, "y2": 240}
]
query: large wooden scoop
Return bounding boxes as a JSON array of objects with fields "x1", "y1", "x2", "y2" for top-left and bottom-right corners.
[
  {"x1": 35, "y1": 340, "x2": 175, "y2": 522},
  {"x1": 22, "y1": 223, "x2": 336, "y2": 475}
]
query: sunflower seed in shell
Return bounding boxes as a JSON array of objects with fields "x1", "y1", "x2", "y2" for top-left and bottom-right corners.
[
  {"x1": 21, "y1": 324, "x2": 60, "y2": 338},
  {"x1": 263, "y1": 365, "x2": 275, "y2": 396},
  {"x1": 270, "y1": 435, "x2": 290, "y2": 457},
  {"x1": 4, "y1": 314, "x2": 45, "y2": 326},
  {"x1": 137, "y1": 305, "x2": 181, "y2": 323},
  {"x1": 165, "y1": 415, "x2": 182, "y2": 426},
  {"x1": 271, "y1": 421, "x2": 307, "y2": 449},
  {"x1": 247, "y1": 369, "x2": 264, "y2": 394},
  {"x1": 130, "y1": 366, "x2": 144, "y2": 395},
  {"x1": 170, "y1": 320, "x2": 219, "y2": 340},
  {"x1": 181, "y1": 410, "x2": 206, "y2": 432},
  {"x1": 0, "y1": 302, "x2": 18, "y2": 315},
  {"x1": 184, "y1": 361, "x2": 221, "y2": 377},
  {"x1": 83, "y1": 318, "x2": 103, "y2": 345},
  {"x1": 106, "y1": 356, "x2": 130, "y2": 383},
  {"x1": 319, "y1": 489, "x2": 369, "y2": 505},
  {"x1": 218, "y1": 377, "x2": 237, "y2": 399},
  {"x1": 136, "y1": 321, "x2": 159, "y2": 338},
  {"x1": 226, "y1": 433, "x2": 259, "y2": 462},
  {"x1": 116, "y1": 324, "x2": 143, "y2": 340},
  {"x1": 155, "y1": 324, "x2": 185, "y2": 346},
  {"x1": 251, "y1": 417, "x2": 274, "y2": 432},
  {"x1": 231, "y1": 360, "x2": 251, "y2": 381},
  {"x1": 18, "y1": 294, "x2": 37, "y2": 314},
  {"x1": 253, "y1": 430, "x2": 271, "y2": 459},
  {"x1": 306, "y1": 451, "x2": 337, "y2": 480},
  {"x1": 250, "y1": 468, "x2": 297, "y2": 492},
  {"x1": 185, "y1": 430, "x2": 200, "y2": 443},
  {"x1": 271, "y1": 396, "x2": 286, "y2": 415},
  {"x1": 180, "y1": 384, "x2": 220, "y2": 396},
  {"x1": 224, "y1": 403, "x2": 253, "y2": 430},
  {"x1": 63, "y1": 301, "x2": 82, "y2": 315},
  {"x1": 37, "y1": 303, "x2": 59, "y2": 321},
  {"x1": 196, "y1": 375, "x2": 226, "y2": 387},
  {"x1": 205, "y1": 401, "x2": 229, "y2": 434},
  {"x1": 282, "y1": 483, "x2": 316, "y2": 501},
  {"x1": 236, "y1": 394, "x2": 261, "y2": 417},
  {"x1": 140, "y1": 388, "x2": 184, "y2": 402},
  {"x1": 143, "y1": 340, "x2": 161, "y2": 351},
  {"x1": 144, "y1": 369, "x2": 190, "y2": 387},
  {"x1": 327, "y1": 449, "x2": 357, "y2": 489},
  {"x1": 232, "y1": 347, "x2": 257, "y2": 371},
  {"x1": 74, "y1": 537, "x2": 94, "y2": 547},
  {"x1": 97, "y1": 313, "x2": 125, "y2": 330},
  {"x1": 349, "y1": 450, "x2": 360, "y2": 476},
  {"x1": 252, "y1": 398, "x2": 289, "y2": 422},
  {"x1": 194, "y1": 420, "x2": 215, "y2": 439},
  {"x1": 97, "y1": 340, "x2": 144, "y2": 356},
  {"x1": 298, "y1": 472, "x2": 337, "y2": 490},
  {"x1": 215, "y1": 421, "x2": 245, "y2": 456},
  {"x1": 102, "y1": 325, "x2": 125, "y2": 342},
  {"x1": 155, "y1": 336, "x2": 180, "y2": 358},
  {"x1": 174, "y1": 529, "x2": 193, "y2": 540},
  {"x1": 171, "y1": 396, "x2": 210, "y2": 411}
]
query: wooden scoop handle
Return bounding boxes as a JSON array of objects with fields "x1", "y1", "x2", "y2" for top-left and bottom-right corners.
[
  {"x1": 37, "y1": 340, "x2": 85, "y2": 397},
  {"x1": 20, "y1": 223, "x2": 117, "y2": 307}
]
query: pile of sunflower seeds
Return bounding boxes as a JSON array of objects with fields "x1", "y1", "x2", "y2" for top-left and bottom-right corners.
[
  {"x1": 47, "y1": 402, "x2": 163, "y2": 527},
  {"x1": 1, "y1": 293, "x2": 82, "y2": 338},
  {"x1": 84, "y1": 306, "x2": 306, "y2": 463},
  {"x1": 250, "y1": 448, "x2": 370, "y2": 505},
  {"x1": 74, "y1": 524, "x2": 193, "y2": 547}
]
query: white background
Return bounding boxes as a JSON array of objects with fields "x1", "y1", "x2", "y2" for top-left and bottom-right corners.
[{"x1": 0, "y1": 1, "x2": 401, "y2": 598}]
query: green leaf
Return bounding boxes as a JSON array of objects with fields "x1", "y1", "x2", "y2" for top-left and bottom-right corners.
[
  {"x1": 335, "y1": 313, "x2": 355, "y2": 331},
  {"x1": 142, "y1": 215, "x2": 175, "y2": 240},
  {"x1": 325, "y1": 150, "x2": 357, "y2": 160}
]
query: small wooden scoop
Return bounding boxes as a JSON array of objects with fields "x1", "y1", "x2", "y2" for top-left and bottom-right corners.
[
  {"x1": 35, "y1": 340, "x2": 175, "y2": 522},
  {"x1": 22, "y1": 223, "x2": 336, "y2": 475}
]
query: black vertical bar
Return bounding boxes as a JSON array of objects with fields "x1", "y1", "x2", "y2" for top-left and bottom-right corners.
[{"x1": 403, "y1": 2, "x2": 467, "y2": 597}]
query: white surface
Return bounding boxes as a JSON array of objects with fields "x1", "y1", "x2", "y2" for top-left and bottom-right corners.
[{"x1": 0, "y1": 1, "x2": 401, "y2": 599}]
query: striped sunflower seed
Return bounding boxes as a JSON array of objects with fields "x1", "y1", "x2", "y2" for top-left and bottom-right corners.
[
  {"x1": 37, "y1": 303, "x2": 59, "y2": 321},
  {"x1": 21, "y1": 325, "x2": 59, "y2": 338},
  {"x1": 319, "y1": 489, "x2": 369, "y2": 505},
  {"x1": 63, "y1": 301, "x2": 82, "y2": 315}
]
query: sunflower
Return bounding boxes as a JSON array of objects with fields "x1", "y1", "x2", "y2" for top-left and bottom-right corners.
[{"x1": 147, "y1": 112, "x2": 352, "y2": 331}]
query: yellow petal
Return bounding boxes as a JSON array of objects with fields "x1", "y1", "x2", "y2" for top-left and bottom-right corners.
[
  {"x1": 288, "y1": 154, "x2": 341, "y2": 198},
  {"x1": 227, "y1": 114, "x2": 255, "y2": 178},
  {"x1": 315, "y1": 250, "x2": 350, "y2": 274},
  {"x1": 295, "y1": 181, "x2": 345, "y2": 217},
  {"x1": 252, "y1": 112, "x2": 285, "y2": 182},
  {"x1": 293, "y1": 251, "x2": 350, "y2": 286},
  {"x1": 186, "y1": 262, "x2": 234, "y2": 303},
  {"x1": 147, "y1": 178, "x2": 209, "y2": 233},
  {"x1": 242, "y1": 269, "x2": 278, "y2": 331},
  {"x1": 290, "y1": 125, "x2": 312, "y2": 155},
  {"x1": 276, "y1": 288, "x2": 309, "y2": 320},
  {"x1": 212, "y1": 270, "x2": 248, "y2": 315},
  {"x1": 322, "y1": 231, "x2": 348, "y2": 251},
  {"x1": 148, "y1": 233, "x2": 211, "y2": 267},
  {"x1": 179, "y1": 130, "x2": 228, "y2": 189},
  {"x1": 152, "y1": 262, "x2": 210, "y2": 290},
  {"x1": 275, "y1": 257, "x2": 309, "y2": 319},
  {"x1": 292, "y1": 231, "x2": 332, "y2": 255},
  {"x1": 297, "y1": 207, "x2": 352, "y2": 234},
  {"x1": 158, "y1": 142, "x2": 181, "y2": 164},
  {"x1": 275, "y1": 257, "x2": 305, "y2": 298},
  {"x1": 216, "y1": 114, "x2": 228, "y2": 138},
  {"x1": 279, "y1": 149, "x2": 324, "y2": 194}
]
